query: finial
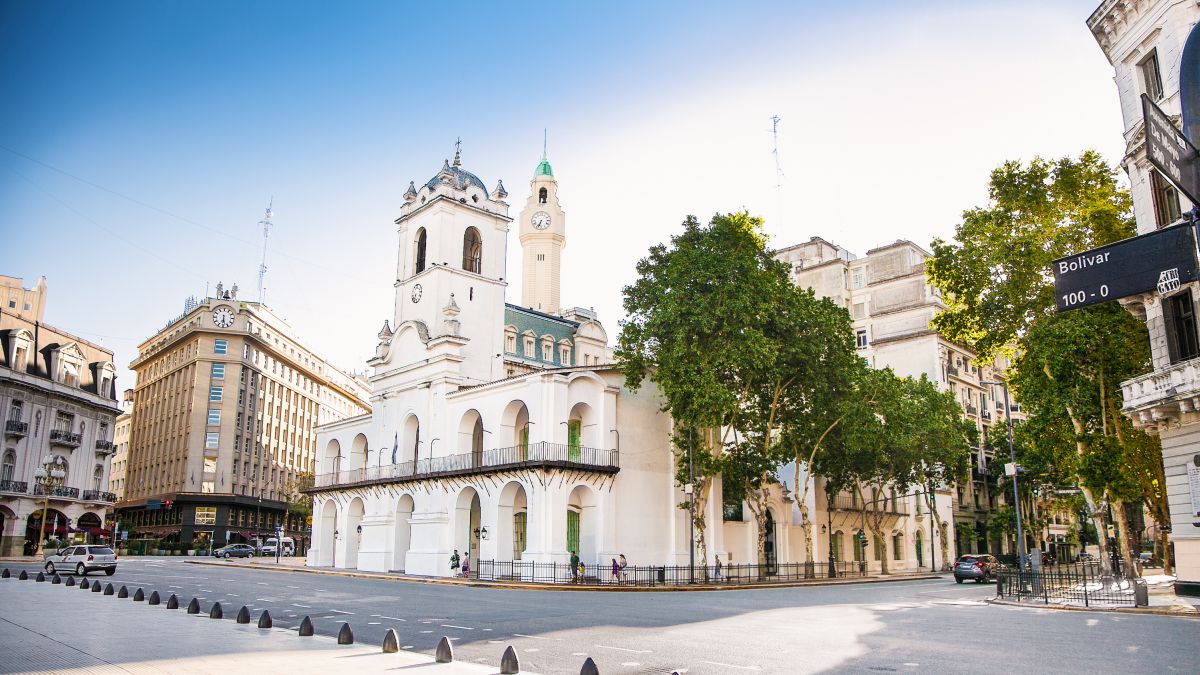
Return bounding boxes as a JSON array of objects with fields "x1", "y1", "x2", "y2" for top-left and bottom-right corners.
[
  {"x1": 453, "y1": 137, "x2": 462, "y2": 167},
  {"x1": 493, "y1": 179, "x2": 508, "y2": 200},
  {"x1": 542, "y1": 129, "x2": 547, "y2": 160}
]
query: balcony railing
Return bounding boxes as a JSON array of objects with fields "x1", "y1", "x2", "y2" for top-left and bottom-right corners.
[
  {"x1": 829, "y1": 492, "x2": 910, "y2": 514},
  {"x1": 95, "y1": 440, "x2": 115, "y2": 455},
  {"x1": 49, "y1": 429, "x2": 82, "y2": 447},
  {"x1": 32, "y1": 485, "x2": 80, "y2": 499},
  {"x1": 971, "y1": 467, "x2": 989, "y2": 482},
  {"x1": 964, "y1": 404, "x2": 979, "y2": 416},
  {"x1": 4, "y1": 420, "x2": 27, "y2": 437},
  {"x1": 1122, "y1": 356, "x2": 1200, "y2": 429},
  {"x1": 309, "y1": 441, "x2": 619, "y2": 490},
  {"x1": 81, "y1": 490, "x2": 117, "y2": 502},
  {"x1": 0, "y1": 479, "x2": 28, "y2": 494}
]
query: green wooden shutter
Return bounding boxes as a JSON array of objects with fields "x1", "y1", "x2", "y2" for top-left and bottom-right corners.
[
  {"x1": 519, "y1": 425, "x2": 529, "y2": 461},
  {"x1": 567, "y1": 420, "x2": 581, "y2": 462},
  {"x1": 566, "y1": 510, "x2": 580, "y2": 553}
]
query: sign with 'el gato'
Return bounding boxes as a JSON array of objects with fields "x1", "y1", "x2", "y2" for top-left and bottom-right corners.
[{"x1": 1051, "y1": 223, "x2": 1199, "y2": 312}]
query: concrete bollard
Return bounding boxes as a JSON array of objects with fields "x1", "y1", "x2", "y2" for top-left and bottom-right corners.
[
  {"x1": 19, "y1": 570, "x2": 28, "y2": 580},
  {"x1": 187, "y1": 598, "x2": 201, "y2": 614},
  {"x1": 91, "y1": 581, "x2": 102, "y2": 593},
  {"x1": 51, "y1": 574, "x2": 61, "y2": 584},
  {"x1": 337, "y1": 623, "x2": 354, "y2": 645},
  {"x1": 166, "y1": 594, "x2": 179, "y2": 609},
  {"x1": 236, "y1": 606, "x2": 250, "y2": 624},
  {"x1": 1, "y1": 568, "x2": 8, "y2": 578},
  {"x1": 80, "y1": 579, "x2": 90, "y2": 590},
  {"x1": 435, "y1": 636, "x2": 453, "y2": 663},
  {"x1": 64, "y1": 576, "x2": 74, "y2": 587},
  {"x1": 257, "y1": 610, "x2": 272, "y2": 628},
  {"x1": 35, "y1": 572, "x2": 45, "y2": 582},
  {"x1": 298, "y1": 616, "x2": 314, "y2": 636},
  {"x1": 580, "y1": 656, "x2": 600, "y2": 675},
  {"x1": 148, "y1": 591, "x2": 160, "y2": 605},
  {"x1": 500, "y1": 645, "x2": 520, "y2": 674},
  {"x1": 133, "y1": 588, "x2": 144, "y2": 602},
  {"x1": 117, "y1": 586, "x2": 128, "y2": 598},
  {"x1": 382, "y1": 628, "x2": 399, "y2": 653},
  {"x1": 209, "y1": 602, "x2": 223, "y2": 619},
  {"x1": 103, "y1": 583, "x2": 114, "y2": 595}
]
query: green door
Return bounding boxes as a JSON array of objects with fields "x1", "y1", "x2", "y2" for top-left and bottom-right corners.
[
  {"x1": 513, "y1": 512, "x2": 527, "y2": 560},
  {"x1": 518, "y1": 425, "x2": 529, "y2": 461},
  {"x1": 566, "y1": 510, "x2": 580, "y2": 554},
  {"x1": 567, "y1": 420, "x2": 581, "y2": 462}
]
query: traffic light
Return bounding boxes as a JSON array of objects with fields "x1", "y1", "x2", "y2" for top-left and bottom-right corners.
[{"x1": 163, "y1": 500, "x2": 173, "y2": 508}]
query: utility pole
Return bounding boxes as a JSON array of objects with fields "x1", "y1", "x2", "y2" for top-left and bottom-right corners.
[
  {"x1": 256, "y1": 199, "x2": 274, "y2": 304},
  {"x1": 688, "y1": 436, "x2": 696, "y2": 584},
  {"x1": 984, "y1": 379, "x2": 1027, "y2": 568}
]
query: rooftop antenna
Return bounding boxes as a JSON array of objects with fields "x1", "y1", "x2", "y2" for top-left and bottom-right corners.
[
  {"x1": 542, "y1": 128, "x2": 547, "y2": 159},
  {"x1": 257, "y1": 197, "x2": 274, "y2": 304},
  {"x1": 769, "y1": 115, "x2": 785, "y2": 228}
]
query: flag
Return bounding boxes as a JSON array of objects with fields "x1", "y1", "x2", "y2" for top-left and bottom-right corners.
[{"x1": 391, "y1": 433, "x2": 398, "y2": 464}]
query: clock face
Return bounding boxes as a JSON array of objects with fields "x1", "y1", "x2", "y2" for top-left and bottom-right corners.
[
  {"x1": 411, "y1": 284, "x2": 423, "y2": 303},
  {"x1": 212, "y1": 307, "x2": 235, "y2": 328},
  {"x1": 531, "y1": 211, "x2": 551, "y2": 230}
]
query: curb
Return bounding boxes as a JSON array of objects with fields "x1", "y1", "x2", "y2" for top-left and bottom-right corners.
[
  {"x1": 181, "y1": 558, "x2": 941, "y2": 591},
  {"x1": 987, "y1": 596, "x2": 1200, "y2": 618}
]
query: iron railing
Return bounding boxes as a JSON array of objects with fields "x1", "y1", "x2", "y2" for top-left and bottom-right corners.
[
  {"x1": 4, "y1": 420, "x2": 28, "y2": 436},
  {"x1": 311, "y1": 441, "x2": 618, "y2": 489},
  {"x1": 471, "y1": 560, "x2": 868, "y2": 586},
  {"x1": 0, "y1": 479, "x2": 27, "y2": 494},
  {"x1": 82, "y1": 490, "x2": 117, "y2": 502},
  {"x1": 32, "y1": 485, "x2": 80, "y2": 498},
  {"x1": 95, "y1": 439, "x2": 115, "y2": 453},
  {"x1": 829, "y1": 492, "x2": 910, "y2": 514},
  {"x1": 49, "y1": 429, "x2": 82, "y2": 447},
  {"x1": 996, "y1": 561, "x2": 1144, "y2": 607}
]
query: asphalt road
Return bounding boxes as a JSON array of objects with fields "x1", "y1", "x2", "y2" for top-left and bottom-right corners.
[{"x1": 3, "y1": 558, "x2": 1197, "y2": 674}]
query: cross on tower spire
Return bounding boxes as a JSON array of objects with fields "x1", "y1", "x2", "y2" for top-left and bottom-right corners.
[{"x1": 453, "y1": 137, "x2": 462, "y2": 167}]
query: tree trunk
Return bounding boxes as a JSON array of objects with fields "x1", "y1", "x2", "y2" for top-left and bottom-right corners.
[
  {"x1": 693, "y1": 476, "x2": 710, "y2": 582},
  {"x1": 924, "y1": 490, "x2": 951, "y2": 570},
  {"x1": 798, "y1": 502, "x2": 814, "y2": 563},
  {"x1": 1079, "y1": 485, "x2": 1113, "y2": 576},
  {"x1": 1110, "y1": 499, "x2": 1139, "y2": 577},
  {"x1": 1159, "y1": 528, "x2": 1173, "y2": 576}
]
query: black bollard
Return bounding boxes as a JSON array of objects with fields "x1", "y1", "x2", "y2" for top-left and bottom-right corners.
[
  {"x1": 80, "y1": 579, "x2": 90, "y2": 590},
  {"x1": 51, "y1": 574, "x2": 61, "y2": 584},
  {"x1": 103, "y1": 583, "x2": 114, "y2": 595},
  {"x1": 187, "y1": 597, "x2": 201, "y2": 614},
  {"x1": 91, "y1": 581, "x2": 101, "y2": 592},
  {"x1": 298, "y1": 616, "x2": 314, "y2": 636},
  {"x1": 19, "y1": 570, "x2": 28, "y2": 580},
  {"x1": 35, "y1": 572, "x2": 45, "y2": 582},
  {"x1": 435, "y1": 636, "x2": 453, "y2": 663},
  {"x1": 382, "y1": 628, "x2": 399, "y2": 653},
  {"x1": 580, "y1": 656, "x2": 600, "y2": 675},
  {"x1": 2, "y1": 568, "x2": 9, "y2": 578},
  {"x1": 257, "y1": 610, "x2": 272, "y2": 628},
  {"x1": 117, "y1": 586, "x2": 128, "y2": 598},
  {"x1": 64, "y1": 576, "x2": 74, "y2": 587},
  {"x1": 148, "y1": 591, "x2": 160, "y2": 605},
  {"x1": 166, "y1": 594, "x2": 179, "y2": 609},
  {"x1": 500, "y1": 645, "x2": 520, "y2": 674},
  {"x1": 209, "y1": 602, "x2": 223, "y2": 619},
  {"x1": 337, "y1": 623, "x2": 354, "y2": 645},
  {"x1": 133, "y1": 588, "x2": 144, "y2": 602},
  {"x1": 236, "y1": 606, "x2": 250, "y2": 624}
]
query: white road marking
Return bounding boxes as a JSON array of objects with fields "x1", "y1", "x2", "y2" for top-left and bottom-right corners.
[
  {"x1": 441, "y1": 624, "x2": 473, "y2": 630},
  {"x1": 200, "y1": 589, "x2": 213, "y2": 593},
  {"x1": 620, "y1": 663, "x2": 640, "y2": 668},
  {"x1": 291, "y1": 603, "x2": 310, "y2": 608},
  {"x1": 287, "y1": 585, "x2": 300, "y2": 589},
  {"x1": 329, "y1": 610, "x2": 353, "y2": 614},
  {"x1": 701, "y1": 661, "x2": 759, "y2": 671},
  {"x1": 376, "y1": 615, "x2": 406, "y2": 622},
  {"x1": 596, "y1": 645, "x2": 650, "y2": 654},
  {"x1": 420, "y1": 630, "x2": 433, "y2": 634},
  {"x1": 402, "y1": 645, "x2": 413, "y2": 650},
  {"x1": 571, "y1": 653, "x2": 587, "y2": 657},
  {"x1": 525, "y1": 648, "x2": 540, "y2": 652},
  {"x1": 481, "y1": 628, "x2": 492, "y2": 632},
  {"x1": 514, "y1": 633, "x2": 551, "y2": 640},
  {"x1": 257, "y1": 582, "x2": 268, "y2": 585},
  {"x1": 225, "y1": 593, "x2": 239, "y2": 597},
  {"x1": 168, "y1": 585, "x2": 183, "y2": 589},
  {"x1": 368, "y1": 622, "x2": 380, "y2": 625}
]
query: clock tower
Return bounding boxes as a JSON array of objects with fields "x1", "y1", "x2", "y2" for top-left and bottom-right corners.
[{"x1": 519, "y1": 152, "x2": 566, "y2": 313}]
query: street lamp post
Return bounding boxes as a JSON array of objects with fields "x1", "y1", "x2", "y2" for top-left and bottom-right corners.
[
  {"x1": 33, "y1": 455, "x2": 67, "y2": 557},
  {"x1": 983, "y1": 379, "x2": 1027, "y2": 568}
]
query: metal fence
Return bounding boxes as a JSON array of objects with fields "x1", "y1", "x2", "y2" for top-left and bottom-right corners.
[
  {"x1": 471, "y1": 560, "x2": 868, "y2": 586},
  {"x1": 996, "y1": 561, "x2": 1146, "y2": 607}
]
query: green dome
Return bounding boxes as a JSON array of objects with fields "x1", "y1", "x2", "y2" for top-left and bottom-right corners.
[{"x1": 535, "y1": 157, "x2": 553, "y2": 177}]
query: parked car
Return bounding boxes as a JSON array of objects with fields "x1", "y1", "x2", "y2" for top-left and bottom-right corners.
[
  {"x1": 1138, "y1": 552, "x2": 1160, "y2": 568},
  {"x1": 43, "y1": 545, "x2": 117, "y2": 576},
  {"x1": 213, "y1": 543, "x2": 256, "y2": 559},
  {"x1": 261, "y1": 537, "x2": 294, "y2": 557},
  {"x1": 953, "y1": 554, "x2": 1000, "y2": 583}
]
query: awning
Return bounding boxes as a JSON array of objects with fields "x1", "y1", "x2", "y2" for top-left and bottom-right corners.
[{"x1": 85, "y1": 527, "x2": 112, "y2": 537}]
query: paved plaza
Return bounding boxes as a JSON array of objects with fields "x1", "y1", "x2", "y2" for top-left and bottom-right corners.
[{"x1": 2, "y1": 558, "x2": 1198, "y2": 674}]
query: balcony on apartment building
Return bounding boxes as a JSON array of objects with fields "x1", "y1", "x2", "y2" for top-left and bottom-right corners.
[
  {"x1": 4, "y1": 419, "x2": 28, "y2": 438},
  {"x1": 49, "y1": 429, "x2": 82, "y2": 448},
  {"x1": 828, "y1": 491, "x2": 910, "y2": 515},
  {"x1": 94, "y1": 439, "x2": 115, "y2": 456},
  {"x1": 1123, "y1": 355, "x2": 1200, "y2": 429},
  {"x1": 81, "y1": 490, "x2": 117, "y2": 503},
  {"x1": 0, "y1": 480, "x2": 28, "y2": 495}
]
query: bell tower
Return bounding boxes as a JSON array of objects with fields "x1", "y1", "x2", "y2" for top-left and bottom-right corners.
[{"x1": 519, "y1": 148, "x2": 566, "y2": 313}]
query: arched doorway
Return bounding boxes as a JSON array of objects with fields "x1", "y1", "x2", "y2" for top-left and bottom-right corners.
[
  {"x1": 500, "y1": 400, "x2": 531, "y2": 461},
  {"x1": 393, "y1": 494, "x2": 414, "y2": 572},
  {"x1": 78, "y1": 512, "x2": 102, "y2": 543},
  {"x1": 497, "y1": 481, "x2": 528, "y2": 561},
  {"x1": 350, "y1": 434, "x2": 369, "y2": 472},
  {"x1": 402, "y1": 414, "x2": 420, "y2": 467},
  {"x1": 345, "y1": 498, "x2": 365, "y2": 569},
  {"x1": 324, "y1": 439, "x2": 341, "y2": 475},
  {"x1": 458, "y1": 410, "x2": 485, "y2": 468},
  {"x1": 915, "y1": 530, "x2": 925, "y2": 567},
  {"x1": 453, "y1": 487, "x2": 481, "y2": 574},
  {"x1": 566, "y1": 403, "x2": 596, "y2": 462},
  {"x1": 26, "y1": 508, "x2": 68, "y2": 552},
  {"x1": 567, "y1": 484, "x2": 597, "y2": 563},
  {"x1": 761, "y1": 509, "x2": 778, "y2": 574},
  {"x1": 0, "y1": 505, "x2": 13, "y2": 556},
  {"x1": 317, "y1": 500, "x2": 338, "y2": 567}
]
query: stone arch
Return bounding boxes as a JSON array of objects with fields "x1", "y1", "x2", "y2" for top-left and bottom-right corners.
[
  {"x1": 567, "y1": 484, "x2": 598, "y2": 563},
  {"x1": 323, "y1": 439, "x2": 342, "y2": 475},
  {"x1": 414, "y1": 227, "x2": 427, "y2": 274},
  {"x1": 393, "y1": 494, "x2": 415, "y2": 572},
  {"x1": 457, "y1": 409, "x2": 485, "y2": 467},
  {"x1": 453, "y1": 486, "x2": 482, "y2": 573},
  {"x1": 402, "y1": 414, "x2": 421, "y2": 465},
  {"x1": 761, "y1": 508, "x2": 779, "y2": 571},
  {"x1": 317, "y1": 499, "x2": 337, "y2": 567},
  {"x1": 496, "y1": 481, "x2": 529, "y2": 561},
  {"x1": 499, "y1": 400, "x2": 531, "y2": 459},
  {"x1": 565, "y1": 401, "x2": 597, "y2": 461},
  {"x1": 462, "y1": 226, "x2": 482, "y2": 274},
  {"x1": 915, "y1": 529, "x2": 925, "y2": 567},
  {"x1": 349, "y1": 434, "x2": 369, "y2": 471},
  {"x1": 0, "y1": 504, "x2": 15, "y2": 556},
  {"x1": 345, "y1": 497, "x2": 366, "y2": 569}
]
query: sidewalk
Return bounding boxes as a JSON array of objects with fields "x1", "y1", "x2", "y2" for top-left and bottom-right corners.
[
  {"x1": 182, "y1": 556, "x2": 941, "y2": 591},
  {"x1": 0, "y1": 574, "x2": 517, "y2": 674}
]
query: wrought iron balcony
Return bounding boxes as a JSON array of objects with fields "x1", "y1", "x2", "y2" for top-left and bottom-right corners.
[
  {"x1": 971, "y1": 467, "x2": 989, "y2": 482},
  {"x1": 308, "y1": 441, "x2": 619, "y2": 491},
  {"x1": 32, "y1": 485, "x2": 80, "y2": 499},
  {"x1": 964, "y1": 404, "x2": 979, "y2": 417},
  {"x1": 4, "y1": 419, "x2": 27, "y2": 437},
  {"x1": 81, "y1": 489, "x2": 117, "y2": 503},
  {"x1": 49, "y1": 429, "x2": 82, "y2": 448},
  {"x1": 828, "y1": 492, "x2": 910, "y2": 514},
  {"x1": 95, "y1": 439, "x2": 115, "y2": 455},
  {"x1": 0, "y1": 479, "x2": 28, "y2": 494}
]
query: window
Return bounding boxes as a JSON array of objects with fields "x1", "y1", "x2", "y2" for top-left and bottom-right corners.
[
  {"x1": 205, "y1": 432, "x2": 219, "y2": 449},
  {"x1": 13, "y1": 343, "x2": 27, "y2": 370},
  {"x1": 7, "y1": 400, "x2": 22, "y2": 422},
  {"x1": 1140, "y1": 48, "x2": 1164, "y2": 101},
  {"x1": 1, "y1": 450, "x2": 14, "y2": 482},
  {"x1": 1151, "y1": 170, "x2": 1182, "y2": 229},
  {"x1": 1164, "y1": 288, "x2": 1200, "y2": 363},
  {"x1": 203, "y1": 458, "x2": 217, "y2": 474},
  {"x1": 462, "y1": 227, "x2": 482, "y2": 274},
  {"x1": 538, "y1": 187, "x2": 547, "y2": 204},
  {"x1": 414, "y1": 228, "x2": 427, "y2": 274},
  {"x1": 214, "y1": 339, "x2": 228, "y2": 355},
  {"x1": 93, "y1": 465, "x2": 104, "y2": 491},
  {"x1": 523, "y1": 333, "x2": 535, "y2": 358},
  {"x1": 195, "y1": 507, "x2": 217, "y2": 525},
  {"x1": 62, "y1": 361, "x2": 79, "y2": 387},
  {"x1": 830, "y1": 531, "x2": 843, "y2": 561},
  {"x1": 505, "y1": 332, "x2": 516, "y2": 353},
  {"x1": 852, "y1": 303, "x2": 866, "y2": 320},
  {"x1": 5, "y1": 299, "x2": 13, "y2": 309},
  {"x1": 852, "y1": 269, "x2": 865, "y2": 289},
  {"x1": 560, "y1": 345, "x2": 571, "y2": 365},
  {"x1": 211, "y1": 364, "x2": 225, "y2": 380},
  {"x1": 542, "y1": 341, "x2": 552, "y2": 362},
  {"x1": 893, "y1": 533, "x2": 903, "y2": 561},
  {"x1": 873, "y1": 535, "x2": 884, "y2": 562},
  {"x1": 856, "y1": 330, "x2": 869, "y2": 349},
  {"x1": 210, "y1": 386, "x2": 224, "y2": 402}
]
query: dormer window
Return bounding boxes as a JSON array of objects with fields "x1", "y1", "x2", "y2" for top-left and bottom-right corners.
[
  {"x1": 538, "y1": 187, "x2": 547, "y2": 204},
  {"x1": 63, "y1": 361, "x2": 79, "y2": 387},
  {"x1": 523, "y1": 331, "x2": 536, "y2": 358}
]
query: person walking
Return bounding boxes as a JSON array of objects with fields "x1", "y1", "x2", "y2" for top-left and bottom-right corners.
[
  {"x1": 618, "y1": 553, "x2": 629, "y2": 584},
  {"x1": 570, "y1": 550, "x2": 580, "y2": 583},
  {"x1": 611, "y1": 558, "x2": 621, "y2": 584},
  {"x1": 450, "y1": 549, "x2": 461, "y2": 576},
  {"x1": 714, "y1": 554, "x2": 723, "y2": 581},
  {"x1": 460, "y1": 556, "x2": 471, "y2": 578}
]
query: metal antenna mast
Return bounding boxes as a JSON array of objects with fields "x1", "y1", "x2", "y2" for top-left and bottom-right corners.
[
  {"x1": 769, "y1": 115, "x2": 785, "y2": 228},
  {"x1": 257, "y1": 198, "x2": 274, "y2": 304}
]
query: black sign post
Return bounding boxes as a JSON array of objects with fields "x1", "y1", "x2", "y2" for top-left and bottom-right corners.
[
  {"x1": 1052, "y1": 224, "x2": 1199, "y2": 312},
  {"x1": 1143, "y1": 94, "x2": 1200, "y2": 207}
]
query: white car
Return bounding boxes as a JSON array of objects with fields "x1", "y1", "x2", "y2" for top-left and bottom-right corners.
[
  {"x1": 44, "y1": 545, "x2": 117, "y2": 576},
  {"x1": 260, "y1": 537, "x2": 294, "y2": 557}
]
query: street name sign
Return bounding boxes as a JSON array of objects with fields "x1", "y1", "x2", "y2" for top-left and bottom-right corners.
[
  {"x1": 1052, "y1": 223, "x2": 1199, "y2": 312},
  {"x1": 1143, "y1": 94, "x2": 1200, "y2": 206},
  {"x1": 146, "y1": 499, "x2": 161, "y2": 510}
]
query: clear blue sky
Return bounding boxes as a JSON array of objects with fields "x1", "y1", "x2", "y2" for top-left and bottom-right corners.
[{"x1": 0, "y1": 0, "x2": 1123, "y2": 390}]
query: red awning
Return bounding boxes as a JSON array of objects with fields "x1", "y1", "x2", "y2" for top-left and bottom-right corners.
[{"x1": 85, "y1": 527, "x2": 112, "y2": 537}]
